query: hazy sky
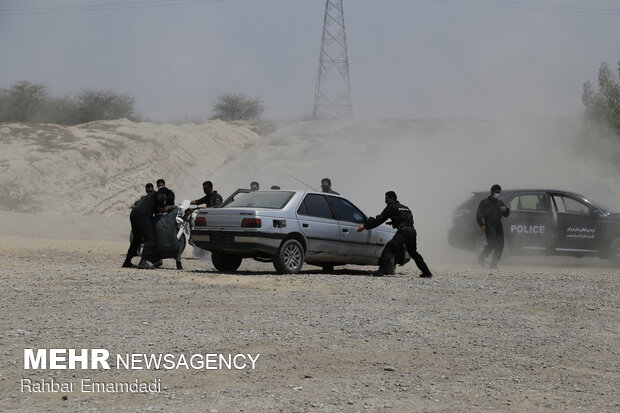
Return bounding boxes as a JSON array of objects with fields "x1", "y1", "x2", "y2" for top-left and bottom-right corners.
[{"x1": 1, "y1": 0, "x2": 619, "y2": 121}]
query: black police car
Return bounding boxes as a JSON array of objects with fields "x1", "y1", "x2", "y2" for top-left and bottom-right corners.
[{"x1": 448, "y1": 189, "x2": 620, "y2": 265}]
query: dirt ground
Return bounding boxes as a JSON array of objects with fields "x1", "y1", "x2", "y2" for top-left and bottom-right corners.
[{"x1": 0, "y1": 226, "x2": 618, "y2": 413}]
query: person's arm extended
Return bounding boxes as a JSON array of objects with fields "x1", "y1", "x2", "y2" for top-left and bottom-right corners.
[
  {"x1": 358, "y1": 205, "x2": 391, "y2": 231},
  {"x1": 191, "y1": 195, "x2": 208, "y2": 206}
]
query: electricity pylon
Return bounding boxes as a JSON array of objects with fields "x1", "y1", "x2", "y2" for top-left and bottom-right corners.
[{"x1": 312, "y1": 0, "x2": 352, "y2": 119}]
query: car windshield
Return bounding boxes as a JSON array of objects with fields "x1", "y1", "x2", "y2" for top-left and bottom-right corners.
[
  {"x1": 586, "y1": 198, "x2": 615, "y2": 214},
  {"x1": 225, "y1": 191, "x2": 295, "y2": 209}
]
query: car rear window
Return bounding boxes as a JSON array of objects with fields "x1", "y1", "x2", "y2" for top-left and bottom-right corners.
[{"x1": 225, "y1": 191, "x2": 294, "y2": 209}]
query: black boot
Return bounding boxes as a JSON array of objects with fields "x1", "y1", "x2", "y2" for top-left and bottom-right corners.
[
  {"x1": 152, "y1": 259, "x2": 163, "y2": 268},
  {"x1": 176, "y1": 261, "x2": 183, "y2": 270},
  {"x1": 138, "y1": 258, "x2": 153, "y2": 269},
  {"x1": 122, "y1": 260, "x2": 135, "y2": 268}
]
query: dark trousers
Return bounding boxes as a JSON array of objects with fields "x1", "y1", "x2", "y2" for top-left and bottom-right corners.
[
  {"x1": 123, "y1": 213, "x2": 155, "y2": 264},
  {"x1": 478, "y1": 225, "x2": 504, "y2": 266},
  {"x1": 379, "y1": 227, "x2": 431, "y2": 275}
]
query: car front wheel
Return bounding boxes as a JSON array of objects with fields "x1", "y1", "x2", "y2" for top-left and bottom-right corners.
[
  {"x1": 608, "y1": 238, "x2": 620, "y2": 266},
  {"x1": 273, "y1": 239, "x2": 305, "y2": 274},
  {"x1": 211, "y1": 252, "x2": 243, "y2": 272}
]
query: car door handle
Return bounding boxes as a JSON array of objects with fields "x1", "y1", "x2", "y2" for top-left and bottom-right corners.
[
  {"x1": 302, "y1": 223, "x2": 309, "y2": 228},
  {"x1": 342, "y1": 228, "x2": 349, "y2": 233}
]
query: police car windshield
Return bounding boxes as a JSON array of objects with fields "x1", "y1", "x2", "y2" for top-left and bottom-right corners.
[
  {"x1": 225, "y1": 191, "x2": 295, "y2": 209},
  {"x1": 587, "y1": 199, "x2": 615, "y2": 214}
]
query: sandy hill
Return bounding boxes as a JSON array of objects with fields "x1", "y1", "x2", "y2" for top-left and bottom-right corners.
[{"x1": 0, "y1": 119, "x2": 261, "y2": 215}]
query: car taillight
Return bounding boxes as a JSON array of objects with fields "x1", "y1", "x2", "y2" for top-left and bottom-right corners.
[
  {"x1": 453, "y1": 209, "x2": 470, "y2": 217},
  {"x1": 195, "y1": 217, "x2": 206, "y2": 226},
  {"x1": 241, "y1": 218, "x2": 261, "y2": 228}
]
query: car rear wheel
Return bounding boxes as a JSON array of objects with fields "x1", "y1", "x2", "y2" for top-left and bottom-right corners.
[
  {"x1": 608, "y1": 238, "x2": 620, "y2": 266},
  {"x1": 273, "y1": 239, "x2": 305, "y2": 274},
  {"x1": 211, "y1": 252, "x2": 242, "y2": 272}
]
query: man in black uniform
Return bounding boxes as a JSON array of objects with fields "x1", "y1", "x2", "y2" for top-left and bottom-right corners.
[
  {"x1": 131, "y1": 183, "x2": 154, "y2": 209},
  {"x1": 191, "y1": 181, "x2": 223, "y2": 208},
  {"x1": 357, "y1": 191, "x2": 432, "y2": 278},
  {"x1": 476, "y1": 184, "x2": 510, "y2": 268},
  {"x1": 320, "y1": 178, "x2": 339, "y2": 195},
  {"x1": 122, "y1": 188, "x2": 165, "y2": 269}
]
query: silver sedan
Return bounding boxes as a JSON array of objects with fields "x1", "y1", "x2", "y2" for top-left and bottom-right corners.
[{"x1": 190, "y1": 190, "x2": 406, "y2": 274}]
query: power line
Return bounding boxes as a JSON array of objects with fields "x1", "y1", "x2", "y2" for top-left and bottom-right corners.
[
  {"x1": 0, "y1": 0, "x2": 230, "y2": 16},
  {"x1": 432, "y1": 0, "x2": 620, "y2": 16}
]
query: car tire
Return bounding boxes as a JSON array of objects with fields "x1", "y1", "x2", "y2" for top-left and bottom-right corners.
[
  {"x1": 608, "y1": 238, "x2": 620, "y2": 266},
  {"x1": 179, "y1": 233, "x2": 187, "y2": 254},
  {"x1": 211, "y1": 252, "x2": 243, "y2": 272},
  {"x1": 273, "y1": 239, "x2": 305, "y2": 274}
]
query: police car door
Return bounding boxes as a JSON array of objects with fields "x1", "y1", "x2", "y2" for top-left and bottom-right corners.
[
  {"x1": 551, "y1": 194, "x2": 599, "y2": 252},
  {"x1": 296, "y1": 194, "x2": 342, "y2": 259},
  {"x1": 505, "y1": 192, "x2": 552, "y2": 252},
  {"x1": 326, "y1": 196, "x2": 374, "y2": 262}
]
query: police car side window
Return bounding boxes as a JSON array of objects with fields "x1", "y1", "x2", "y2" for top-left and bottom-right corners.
[
  {"x1": 509, "y1": 194, "x2": 545, "y2": 212},
  {"x1": 328, "y1": 197, "x2": 365, "y2": 224},
  {"x1": 300, "y1": 194, "x2": 335, "y2": 220},
  {"x1": 554, "y1": 195, "x2": 591, "y2": 214}
]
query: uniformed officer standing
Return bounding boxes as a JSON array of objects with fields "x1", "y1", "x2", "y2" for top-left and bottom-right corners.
[
  {"x1": 476, "y1": 184, "x2": 510, "y2": 268},
  {"x1": 357, "y1": 191, "x2": 433, "y2": 278}
]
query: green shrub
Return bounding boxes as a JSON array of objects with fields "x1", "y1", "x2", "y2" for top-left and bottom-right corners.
[{"x1": 211, "y1": 94, "x2": 264, "y2": 122}]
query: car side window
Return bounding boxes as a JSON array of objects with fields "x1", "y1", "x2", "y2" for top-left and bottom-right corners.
[
  {"x1": 508, "y1": 194, "x2": 546, "y2": 212},
  {"x1": 552, "y1": 195, "x2": 591, "y2": 214},
  {"x1": 327, "y1": 196, "x2": 366, "y2": 224},
  {"x1": 298, "y1": 194, "x2": 335, "y2": 220}
]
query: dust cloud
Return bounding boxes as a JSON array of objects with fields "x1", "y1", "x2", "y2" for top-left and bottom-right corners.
[
  {"x1": 206, "y1": 117, "x2": 620, "y2": 262},
  {"x1": 1, "y1": 116, "x2": 618, "y2": 265}
]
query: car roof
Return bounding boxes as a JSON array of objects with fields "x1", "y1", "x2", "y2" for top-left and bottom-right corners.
[{"x1": 472, "y1": 189, "x2": 586, "y2": 197}]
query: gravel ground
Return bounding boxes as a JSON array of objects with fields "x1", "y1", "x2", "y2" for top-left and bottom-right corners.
[{"x1": 0, "y1": 236, "x2": 618, "y2": 412}]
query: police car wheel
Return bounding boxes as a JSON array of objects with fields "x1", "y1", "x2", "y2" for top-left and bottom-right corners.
[
  {"x1": 211, "y1": 252, "x2": 242, "y2": 272},
  {"x1": 273, "y1": 239, "x2": 305, "y2": 274},
  {"x1": 608, "y1": 238, "x2": 620, "y2": 266}
]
